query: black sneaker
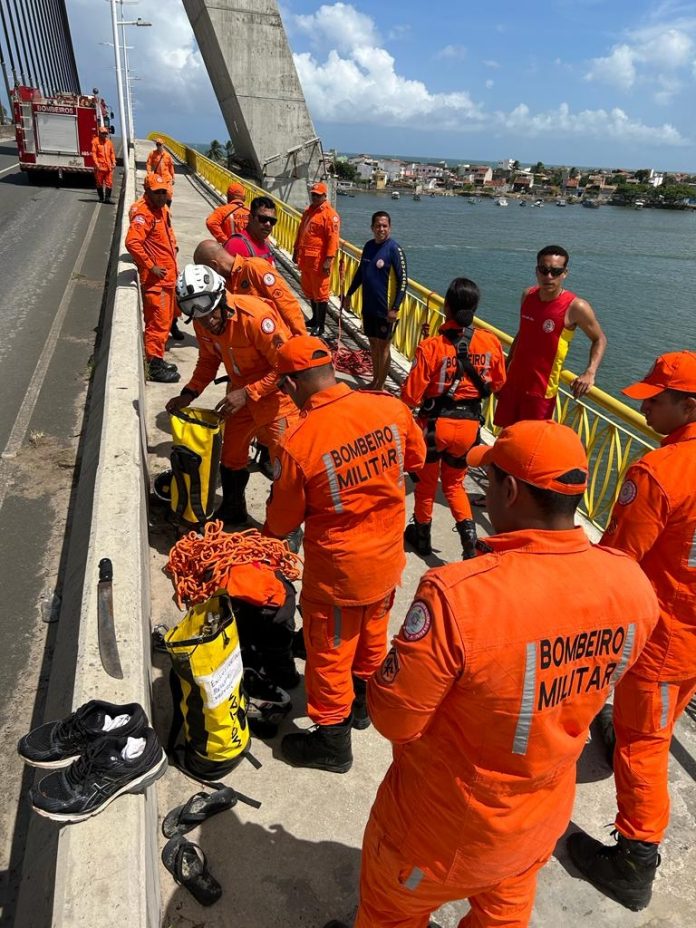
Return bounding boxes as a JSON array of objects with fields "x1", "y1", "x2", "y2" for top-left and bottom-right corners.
[
  {"x1": 147, "y1": 357, "x2": 180, "y2": 383},
  {"x1": 18, "y1": 700, "x2": 149, "y2": 768},
  {"x1": 30, "y1": 727, "x2": 167, "y2": 823}
]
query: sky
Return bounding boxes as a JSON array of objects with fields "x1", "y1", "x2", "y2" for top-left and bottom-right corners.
[{"x1": 61, "y1": 0, "x2": 696, "y2": 170}]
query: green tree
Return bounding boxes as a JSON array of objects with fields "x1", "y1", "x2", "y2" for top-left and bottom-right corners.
[
  {"x1": 634, "y1": 168, "x2": 651, "y2": 183},
  {"x1": 569, "y1": 166, "x2": 578, "y2": 179},
  {"x1": 334, "y1": 160, "x2": 358, "y2": 182},
  {"x1": 659, "y1": 183, "x2": 695, "y2": 204},
  {"x1": 206, "y1": 139, "x2": 224, "y2": 162},
  {"x1": 512, "y1": 159, "x2": 520, "y2": 172},
  {"x1": 532, "y1": 161, "x2": 545, "y2": 174}
]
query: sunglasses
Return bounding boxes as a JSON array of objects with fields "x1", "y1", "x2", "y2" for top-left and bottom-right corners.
[
  {"x1": 255, "y1": 214, "x2": 277, "y2": 226},
  {"x1": 536, "y1": 265, "x2": 566, "y2": 278}
]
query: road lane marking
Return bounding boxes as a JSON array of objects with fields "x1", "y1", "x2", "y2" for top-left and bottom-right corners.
[
  {"x1": 0, "y1": 162, "x2": 20, "y2": 177},
  {"x1": 0, "y1": 202, "x2": 101, "y2": 512}
]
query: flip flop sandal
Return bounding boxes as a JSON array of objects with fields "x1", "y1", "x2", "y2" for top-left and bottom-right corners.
[
  {"x1": 161, "y1": 836, "x2": 222, "y2": 906},
  {"x1": 163, "y1": 787, "x2": 239, "y2": 838}
]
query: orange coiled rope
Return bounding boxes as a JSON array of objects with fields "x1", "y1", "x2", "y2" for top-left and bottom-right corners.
[
  {"x1": 165, "y1": 520, "x2": 303, "y2": 608},
  {"x1": 329, "y1": 256, "x2": 373, "y2": 378}
]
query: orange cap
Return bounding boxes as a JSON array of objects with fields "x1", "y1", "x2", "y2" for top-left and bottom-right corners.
[
  {"x1": 622, "y1": 351, "x2": 696, "y2": 399},
  {"x1": 144, "y1": 173, "x2": 168, "y2": 192},
  {"x1": 467, "y1": 419, "x2": 588, "y2": 495},
  {"x1": 98, "y1": 125, "x2": 108, "y2": 134},
  {"x1": 227, "y1": 181, "x2": 245, "y2": 199},
  {"x1": 276, "y1": 336, "x2": 333, "y2": 375},
  {"x1": 310, "y1": 181, "x2": 328, "y2": 195}
]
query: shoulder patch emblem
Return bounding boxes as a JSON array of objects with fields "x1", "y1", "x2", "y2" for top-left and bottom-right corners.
[
  {"x1": 618, "y1": 479, "x2": 637, "y2": 506},
  {"x1": 401, "y1": 600, "x2": 432, "y2": 642},
  {"x1": 272, "y1": 457, "x2": 282, "y2": 480},
  {"x1": 261, "y1": 317, "x2": 276, "y2": 334},
  {"x1": 542, "y1": 318, "x2": 555, "y2": 333},
  {"x1": 263, "y1": 272, "x2": 276, "y2": 286},
  {"x1": 378, "y1": 647, "x2": 400, "y2": 684},
  {"x1": 376, "y1": 258, "x2": 385, "y2": 269},
  {"x1": 133, "y1": 215, "x2": 146, "y2": 225}
]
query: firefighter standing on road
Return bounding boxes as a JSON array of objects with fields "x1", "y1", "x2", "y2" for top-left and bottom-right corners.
[
  {"x1": 166, "y1": 265, "x2": 297, "y2": 526},
  {"x1": 125, "y1": 173, "x2": 180, "y2": 383},
  {"x1": 91, "y1": 126, "x2": 116, "y2": 204},
  {"x1": 146, "y1": 138, "x2": 175, "y2": 205},
  {"x1": 206, "y1": 182, "x2": 250, "y2": 244},
  {"x1": 324, "y1": 419, "x2": 658, "y2": 928},
  {"x1": 569, "y1": 351, "x2": 696, "y2": 912},
  {"x1": 401, "y1": 278, "x2": 506, "y2": 559},
  {"x1": 193, "y1": 240, "x2": 307, "y2": 336},
  {"x1": 264, "y1": 337, "x2": 426, "y2": 773},
  {"x1": 293, "y1": 182, "x2": 340, "y2": 336}
]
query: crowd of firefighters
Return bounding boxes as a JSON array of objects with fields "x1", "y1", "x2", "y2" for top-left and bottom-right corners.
[{"x1": 121, "y1": 140, "x2": 695, "y2": 928}]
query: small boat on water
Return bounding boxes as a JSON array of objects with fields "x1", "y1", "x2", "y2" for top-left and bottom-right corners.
[
  {"x1": 556, "y1": 198, "x2": 567, "y2": 207},
  {"x1": 634, "y1": 199, "x2": 646, "y2": 210},
  {"x1": 391, "y1": 190, "x2": 400, "y2": 200},
  {"x1": 531, "y1": 199, "x2": 543, "y2": 208},
  {"x1": 413, "y1": 185, "x2": 422, "y2": 201},
  {"x1": 519, "y1": 200, "x2": 527, "y2": 207},
  {"x1": 582, "y1": 198, "x2": 600, "y2": 209},
  {"x1": 496, "y1": 197, "x2": 508, "y2": 207}
]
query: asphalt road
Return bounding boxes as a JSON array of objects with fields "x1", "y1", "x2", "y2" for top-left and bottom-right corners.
[{"x1": 0, "y1": 140, "x2": 121, "y2": 926}]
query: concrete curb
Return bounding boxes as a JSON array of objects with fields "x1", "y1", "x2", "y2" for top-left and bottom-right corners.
[{"x1": 50, "y1": 157, "x2": 161, "y2": 927}]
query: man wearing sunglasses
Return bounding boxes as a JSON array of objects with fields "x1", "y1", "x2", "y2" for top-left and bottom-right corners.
[
  {"x1": 494, "y1": 244, "x2": 606, "y2": 428},
  {"x1": 166, "y1": 264, "x2": 297, "y2": 525},
  {"x1": 223, "y1": 195, "x2": 277, "y2": 266},
  {"x1": 264, "y1": 336, "x2": 426, "y2": 773},
  {"x1": 292, "y1": 181, "x2": 341, "y2": 336}
]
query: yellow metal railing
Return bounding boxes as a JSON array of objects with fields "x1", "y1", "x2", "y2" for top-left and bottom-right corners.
[{"x1": 151, "y1": 132, "x2": 658, "y2": 530}]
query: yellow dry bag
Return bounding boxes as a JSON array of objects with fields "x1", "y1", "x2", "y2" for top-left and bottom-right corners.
[{"x1": 169, "y1": 407, "x2": 223, "y2": 528}]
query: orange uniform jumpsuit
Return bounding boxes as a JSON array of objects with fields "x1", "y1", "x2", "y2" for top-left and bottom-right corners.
[
  {"x1": 125, "y1": 200, "x2": 178, "y2": 360},
  {"x1": 402, "y1": 322, "x2": 506, "y2": 523},
  {"x1": 146, "y1": 147, "x2": 175, "y2": 200},
  {"x1": 601, "y1": 421, "x2": 696, "y2": 844},
  {"x1": 185, "y1": 295, "x2": 297, "y2": 469},
  {"x1": 265, "y1": 384, "x2": 426, "y2": 725},
  {"x1": 206, "y1": 201, "x2": 250, "y2": 243},
  {"x1": 226, "y1": 255, "x2": 307, "y2": 336},
  {"x1": 358, "y1": 528, "x2": 659, "y2": 928},
  {"x1": 91, "y1": 135, "x2": 115, "y2": 190},
  {"x1": 494, "y1": 287, "x2": 577, "y2": 427},
  {"x1": 293, "y1": 201, "x2": 340, "y2": 302}
]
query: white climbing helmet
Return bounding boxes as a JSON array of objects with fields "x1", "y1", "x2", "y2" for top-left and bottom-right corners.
[{"x1": 175, "y1": 264, "x2": 226, "y2": 318}]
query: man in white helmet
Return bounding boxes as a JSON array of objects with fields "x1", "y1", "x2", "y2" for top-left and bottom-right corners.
[{"x1": 166, "y1": 265, "x2": 297, "y2": 524}]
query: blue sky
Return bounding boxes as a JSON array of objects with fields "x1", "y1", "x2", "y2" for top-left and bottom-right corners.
[{"x1": 64, "y1": 0, "x2": 696, "y2": 170}]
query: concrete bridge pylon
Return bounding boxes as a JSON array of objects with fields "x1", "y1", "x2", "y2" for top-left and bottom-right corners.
[{"x1": 182, "y1": 0, "x2": 328, "y2": 210}]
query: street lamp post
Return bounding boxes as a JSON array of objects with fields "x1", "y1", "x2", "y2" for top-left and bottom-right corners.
[
  {"x1": 106, "y1": 0, "x2": 151, "y2": 162},
  {"x1": 109, "y1": 0, "x2": 128, "y2": 169}
]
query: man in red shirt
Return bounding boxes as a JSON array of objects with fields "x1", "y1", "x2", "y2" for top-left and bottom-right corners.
[
  {"x1": 494, "y1": 245, "x2": 606, "y2": 427},
  {"x1": 569, "y1": 351, "x2": 696, "y2": 912},
  {"x1": 223, "y1": 195, "x2": 277, "y2": 265}
]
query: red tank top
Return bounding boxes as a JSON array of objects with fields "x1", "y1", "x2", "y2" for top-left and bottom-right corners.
[
  {"x1": 223, "y1": 230, "x2": 275, "y2": 266},
  {"x1": 510, "y1": 287, "x2": 576, "y2": 398}
]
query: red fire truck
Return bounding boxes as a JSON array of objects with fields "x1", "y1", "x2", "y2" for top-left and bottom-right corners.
[{"x1": 11, "y1": 85, "x2": 114, "y2": 179}]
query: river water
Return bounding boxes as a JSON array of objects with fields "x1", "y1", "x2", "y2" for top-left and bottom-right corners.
[{"x1": 336, "y1": 192, "x2": 696, "y2": 400}]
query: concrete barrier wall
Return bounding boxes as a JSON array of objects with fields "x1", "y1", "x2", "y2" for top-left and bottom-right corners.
[{"x1": 50, "y1": 156, "x2": 161, "y2": 927}]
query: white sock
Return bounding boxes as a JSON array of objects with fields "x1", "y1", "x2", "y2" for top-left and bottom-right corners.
[
  {"x1": 102, "y1": 713, "x2": 130, "y2": 732},
  {"x1": 121, "y1": 736, "x2": 146, "y2": 761}
]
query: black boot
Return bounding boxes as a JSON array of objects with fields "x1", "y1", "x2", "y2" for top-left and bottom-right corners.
[
  {"x1": 456, "y1": 519, "x2": 478, "y2": 560},
  {"x1": 255, "y1": 443, "x2": 273, "y2": 479},
  {"x1": 104, "y1": 187, "x2": 112, "y2": 204},
  {"x1": 596, "y1": 702, "x2": 616, "y2": 768},
  {"x1": 215, "y1": 467, "x2": 250, "y2": 525},
  {"x1": 307, "y1": 300, "x2": 318, "y2": 329},
  {"x1": 281, "y1": 717, "x2": 353, "y2": 773},
  {"x1": 567, "y1": 831, "x2": 660, "y2": 911},
  {"x1": 169, "y1": 320, "x2": 185, "y2": 341},
  {"x1": 404, "y1": 519, "x2": 432, "y2": 556},
  {"x1": 97, "y1": 187, "x2": 104, "y2": 202},
  {"x1": 351, "y1": 676, "x2": 370, "y2": 730},
  {"x1": 147, "y1": 357, "x2": 180, "y2": 383},
  {"x1": 314, "y1": 301, "x2": 328, "y2": 337}
]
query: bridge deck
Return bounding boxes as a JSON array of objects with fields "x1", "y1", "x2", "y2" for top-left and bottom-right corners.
[{"x1": 139, "y1": 142, "x2": 696, "y2": 928}]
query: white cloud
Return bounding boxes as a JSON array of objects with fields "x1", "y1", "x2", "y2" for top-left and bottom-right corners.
[
  {"x1": 292, "y1": 2, "x2": 380, "y2": 53},
  {"x1": 586, "y1": 44, "x2": 637, "y2": 89},
  {"x1": 586, "y1": 21, "x2": 695, "y2": 91},
  {"x1": 436, "y1": 44, "x2": 467, "y2": 61}
]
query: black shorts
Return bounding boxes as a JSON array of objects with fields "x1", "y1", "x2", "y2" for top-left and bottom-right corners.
[{"x1": 363, "y1": 313, "x2": 398, "y2": 341}]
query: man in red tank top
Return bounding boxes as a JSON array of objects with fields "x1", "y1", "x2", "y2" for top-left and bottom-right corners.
[
  {"x1": 223, "y1": 195, "x2": 277, "y2": 266},
  {"x1": 494, "y1": 245, "x2": 606, "y2": 427}
]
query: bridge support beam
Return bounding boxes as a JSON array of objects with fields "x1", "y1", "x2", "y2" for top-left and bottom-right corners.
[{"x1": 182, "y1": 0, "x2": 327, "y2": 209}]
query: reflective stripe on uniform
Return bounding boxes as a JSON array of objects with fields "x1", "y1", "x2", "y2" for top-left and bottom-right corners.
[
  {"x1": 390, "y1": 422, "x2": 404, "y2": 486},
  {"x1": 660, "y1": 682, "x2": 671, "y2": 729},
  {"x1": 512, "y1": 641, "x2": 537, "y2": 756},
  {"x1": 322, "y1": 452, "x2": 344, "y2": 512},
  {"x1": 612, "y1": 622, "x2": 636, "y2": 687},
  {"x1": 688, "y1": 528, "x2": 696, "y2": 568},
  {"x1": 333, "y1": 606, "x2": 342, "y2": 648},
  {"x1": 437, "y1": 358, "x2": 448, "y2": 393},
  {"x1": 404, "y1": 867, "x2": 424, "y2": 891}
]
